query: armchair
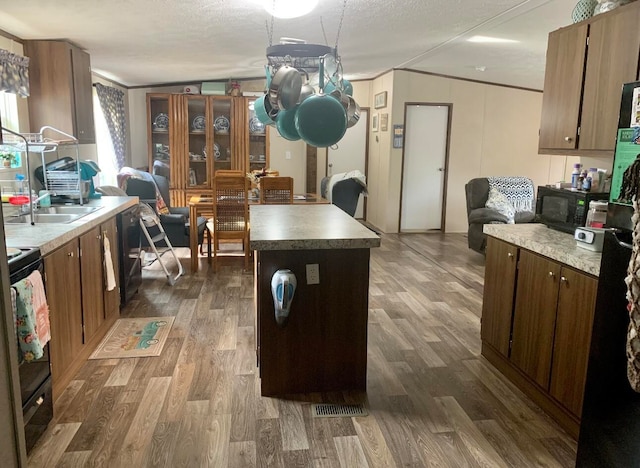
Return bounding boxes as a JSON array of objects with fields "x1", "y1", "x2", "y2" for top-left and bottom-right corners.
[
  {"x1": 118, "y1": 170, "x2": 207, "y2": 249},
  {"x1": 465, "y1": 177, "x2": 535, "y2": 253},
  {"x1": 321, "y1": 171, "x2": 367, "y2": 217}
]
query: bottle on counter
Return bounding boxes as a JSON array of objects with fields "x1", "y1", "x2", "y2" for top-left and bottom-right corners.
[
  {"x1": 584, "y1": 172, "x2": 592, "y2": 191},
  {"x1": 588, "y1": 167, "x2": 599, "y2": 191},
  {"x1": 571, "y1": 163, "x2": 582, "y2": 189},
  {"x1": 14, "y1": 173, "x2": 27, "y2": 195},
  {"x1": 586, "y1": 200, "x2": 608, "y2": 228}
]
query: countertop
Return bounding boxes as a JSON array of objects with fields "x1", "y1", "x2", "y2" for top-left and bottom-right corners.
[
  {"x1": 3, "y1": 196, "x2": 138, "y2": 255},
  {"x1": 484, "y1": 223, "x2": 602, "y2": 277},
  {"x1": 250, "y1": 204, "x2": 381, "y2": 251}
]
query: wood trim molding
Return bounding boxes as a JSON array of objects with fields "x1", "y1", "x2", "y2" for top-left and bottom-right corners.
[{"x1": 395, "y1": 68, "x2": 543, "y2": 93}]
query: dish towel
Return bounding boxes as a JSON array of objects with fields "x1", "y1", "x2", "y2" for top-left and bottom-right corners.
[
  {"x1": 14, "y1": 270, "x2": 50, "y2": 362},
  {"x1": 104, "y1": 236, "x2": 117, "y2": 292}
]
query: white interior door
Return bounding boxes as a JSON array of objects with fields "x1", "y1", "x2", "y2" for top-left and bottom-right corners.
[
  {"x1": 327, "y1": 109, "x2": 368, "y2": 219},
  {"x1": 401, "y1": 105, "x2": 449, "y2": 232}
]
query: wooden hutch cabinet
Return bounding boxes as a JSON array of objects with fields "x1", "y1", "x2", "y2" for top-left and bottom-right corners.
[{"x1": 147, "y1": 94, "x2": 269, "y2": 205}]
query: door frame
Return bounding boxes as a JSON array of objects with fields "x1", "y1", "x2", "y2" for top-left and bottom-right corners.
[
  {"x1": 398, "y1": 102, "x2": 452, "y2": 233},
  {"x1": 324, "y1": 107, "x2": 370, "y2": 220}
]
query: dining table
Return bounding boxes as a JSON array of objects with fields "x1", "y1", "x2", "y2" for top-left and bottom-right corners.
[{"x1": 188, "y1": 192, "x2": 330, "y2": 272}]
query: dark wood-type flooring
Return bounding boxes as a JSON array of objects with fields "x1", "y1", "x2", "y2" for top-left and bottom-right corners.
[{"x1": 27, "y1": 233, "x2": 577, "y2": 467}]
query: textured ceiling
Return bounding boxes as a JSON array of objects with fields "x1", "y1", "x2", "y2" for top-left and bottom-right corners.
[{"x1": 0, "y1": 0, "x2": 577, "y2": 89}]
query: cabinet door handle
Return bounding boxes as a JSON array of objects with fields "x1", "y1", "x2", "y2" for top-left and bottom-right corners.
[
  {"x1": 68, "y1": 251, "x2": 74, "y2": 257},
  {"x1": 548, "y1": 271, "x2": 554, "y2": 277},
  {"x1": 560, "y1": 276, "x2": 567, "y2": 283},
  {"x1": 564, "y1": 136, "x2": 573, "y2": 142},
  {"x1": 507, "y1": 252, "x2": 514, "y2": 258}
]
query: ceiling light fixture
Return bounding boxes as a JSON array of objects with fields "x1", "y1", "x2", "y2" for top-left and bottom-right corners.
[
  {"x1": 467, "y1": 35, "x2": 519, "y2": 44},
  {"x1": 263, "y1": 0, "x2": 319, "y2": 19}
]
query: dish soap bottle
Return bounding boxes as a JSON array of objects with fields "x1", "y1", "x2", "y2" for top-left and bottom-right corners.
[{"x1": 571, "y1": 163, "x2": 582, "y2": 189}]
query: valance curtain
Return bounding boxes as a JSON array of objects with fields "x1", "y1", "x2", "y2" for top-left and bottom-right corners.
[
  {"x1": 0, "y1": 48, "x2": 29, "y2": 97},
  {"x1": 95, "y1": 83, "x2": 127, "y2": 170}
]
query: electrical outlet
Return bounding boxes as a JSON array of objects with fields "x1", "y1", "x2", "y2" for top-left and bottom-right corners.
[{"x1": 306, "y1": 263, "x2": 320, "y2": 284}]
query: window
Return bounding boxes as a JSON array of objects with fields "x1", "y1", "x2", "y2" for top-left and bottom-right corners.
[
  {"x1": 0, "y1": 91, "x2": 22, "y2": 170},
  {"x1": 92, "y1": 89, "x2": 118, "y2": 186},
  {"x1": 0, "y1": 91, "x2": 19, "y2": 131}
]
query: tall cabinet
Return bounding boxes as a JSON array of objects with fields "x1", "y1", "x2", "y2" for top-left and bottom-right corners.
[
  {"x1": 147, "y1": 94, "x2": 269, "y2": 206},
  {"x1": 538, "y1": 1, "x2": 640, "y2": 155},
  {"x1": 24, "y1": 40, "x2": 96, "y2": 144}
]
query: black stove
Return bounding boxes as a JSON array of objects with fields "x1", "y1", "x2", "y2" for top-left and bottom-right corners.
[
  {"x1": 7, "y1": 247, "x2": 41, "y2": 279},
  {"x1": 5, "y1": 245, "x2": 51, "y2": 454}
]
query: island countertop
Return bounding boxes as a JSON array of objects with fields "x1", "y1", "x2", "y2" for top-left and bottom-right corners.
[
  {"x1": 250, "y1": 204, "x2": 380, "y2": 251},
  {"x1": 3, "y1": 196, "x2": 138, "y2": 255},
  {"x1": 484, "y1": 223, "x2": 602, "y2": 277}
]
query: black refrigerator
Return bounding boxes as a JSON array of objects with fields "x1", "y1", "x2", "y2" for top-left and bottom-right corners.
[{"x1": 576, "y1": 81, "x2": 640, "y2": 466}]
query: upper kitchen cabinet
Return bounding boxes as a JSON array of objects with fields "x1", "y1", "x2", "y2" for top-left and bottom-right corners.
[
  {"x1": 538, "y1": 1, "x2": 640, "y2": 156},
  {"x1": 24, "y1": 40, "x2": 96, "y2": 144}
]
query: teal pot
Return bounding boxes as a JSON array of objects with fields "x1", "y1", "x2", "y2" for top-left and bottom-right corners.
[
  {"x1": 276, "y1": 107, "x2": 301, "y2": 141},
  {"x1": 324, "y1": 78, "x2": 353, "y2": 96},
  {"x1": 254, "y1": 94, "x2": 278, "y2": 125},
  {"x1": 295, "y1": 93, "x2": 347, "y2": 147}
]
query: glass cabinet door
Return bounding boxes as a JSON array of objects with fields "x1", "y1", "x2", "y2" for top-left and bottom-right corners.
[
  {"x1": 186, "y1": 96, "x2": 209, "y2": 187},
  {"x1": 211, "y1": 97, "x2": 233, "y2": 173},
  {"x1": 148, "y1": 94, "x2": 171, "y2": 179},
  {"x1": 247, "y1": 98, "x2": 268, "y2": 172}
]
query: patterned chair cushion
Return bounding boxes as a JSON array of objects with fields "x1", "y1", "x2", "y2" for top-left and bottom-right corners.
[{"x1": 485, "y1": 187, "x2": 515, "y2": 224}]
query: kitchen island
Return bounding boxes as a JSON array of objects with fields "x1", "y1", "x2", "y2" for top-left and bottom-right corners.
[
  {"x1": 482, "y1": 223, "x2": 601, "y2": 438},
  {"x1": 250, "y1": 204, "x2": 380, "y2": 396}
]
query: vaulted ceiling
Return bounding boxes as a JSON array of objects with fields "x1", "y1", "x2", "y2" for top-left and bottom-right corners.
[{"x1": 0, "y1": 0, "x2": 578, "y2": 89}]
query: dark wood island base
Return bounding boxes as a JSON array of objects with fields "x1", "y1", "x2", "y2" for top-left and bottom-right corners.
[{"x1": 256, "y1": 248, "x2": 370, "y2": 396}]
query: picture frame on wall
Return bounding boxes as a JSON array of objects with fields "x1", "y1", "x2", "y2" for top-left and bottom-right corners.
[
  {"x1": 380, "y1": 113, "x2": 388, "y2": 131},
  {"x1": 374, "y1": 91, "x2": 387, "y2": 109},
  {"x1": 372, "y1": 114, "x2": 379, "y2": 132}
]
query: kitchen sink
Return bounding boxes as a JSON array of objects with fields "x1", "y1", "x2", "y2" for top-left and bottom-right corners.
[
  {"x1": 5, "y1": 213, "x2": 82, "y2": 224},
  {"x1": 38, "y1": 206, "x2": 102, "y2": 215}
]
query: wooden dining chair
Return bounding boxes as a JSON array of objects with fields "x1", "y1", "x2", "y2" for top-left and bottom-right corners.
[
  {"x1": 215, "y1": 169, "x2": 244, "y2": 176},
  {"x1": 260, "y1": 176, "x2": 294, "y2": 204},
  {"x1": 211, "y1": 173, "x2": 250, "y2": 270}
]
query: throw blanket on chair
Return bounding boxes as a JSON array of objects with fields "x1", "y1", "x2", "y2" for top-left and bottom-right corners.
[
  {"x1": 487, "y1": 176, "x2": 534, "y2": 212},
  {"x1": 117, "y1": 167, "x2": 170, "y2": 215}
]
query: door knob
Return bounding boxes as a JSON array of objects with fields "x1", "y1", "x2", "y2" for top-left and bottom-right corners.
[
  {"x1": 438, "y1": 168, "x2": 444, "y2": 172},
  {"x1": 564, "y1": 136, "x2": 573, "y2": 142}
]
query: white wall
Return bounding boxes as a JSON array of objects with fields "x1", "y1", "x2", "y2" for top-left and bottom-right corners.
[{"x1": 365, "y1": 70, "x2": 573, "y2": 234}]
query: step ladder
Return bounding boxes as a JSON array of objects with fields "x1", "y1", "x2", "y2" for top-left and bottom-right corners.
[{"x1": 138, "y1": 203, "x2": 184, "y2": 285}]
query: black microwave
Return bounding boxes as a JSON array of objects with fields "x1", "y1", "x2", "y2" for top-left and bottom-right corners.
[{"x1": 535, "y1": 186, "x2": 609, "y2": 233}]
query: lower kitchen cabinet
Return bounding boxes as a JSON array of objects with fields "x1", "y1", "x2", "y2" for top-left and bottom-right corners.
[
  {"x1": 44, "y1": 240, "x2": 83, "y2": 388},
  {"x1": 80, "y1": 227, "x2": 105, "y2": 342},
  {"x1": 79, "y1": 218, "x2": 120, "y2": 342},
  {"x1": 549, "y1": 267, "x2": 597, "y2": 416},
  {"x1": 44, "y1": 215, "x2": 121, "y2": 399},
  {"x1": 481, "y1": 236, "x2": 598, "y2": 438},
  {"x1": 481, "y1": 238, "x2": 518, "y2": 356},
  {"x1": 511, "y1": 250, "x2": 561, "y2": 389}
]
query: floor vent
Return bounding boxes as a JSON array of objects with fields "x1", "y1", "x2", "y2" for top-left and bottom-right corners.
[{"x1": 312, "y1": 403, "x2": 368, "y2": 418}]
